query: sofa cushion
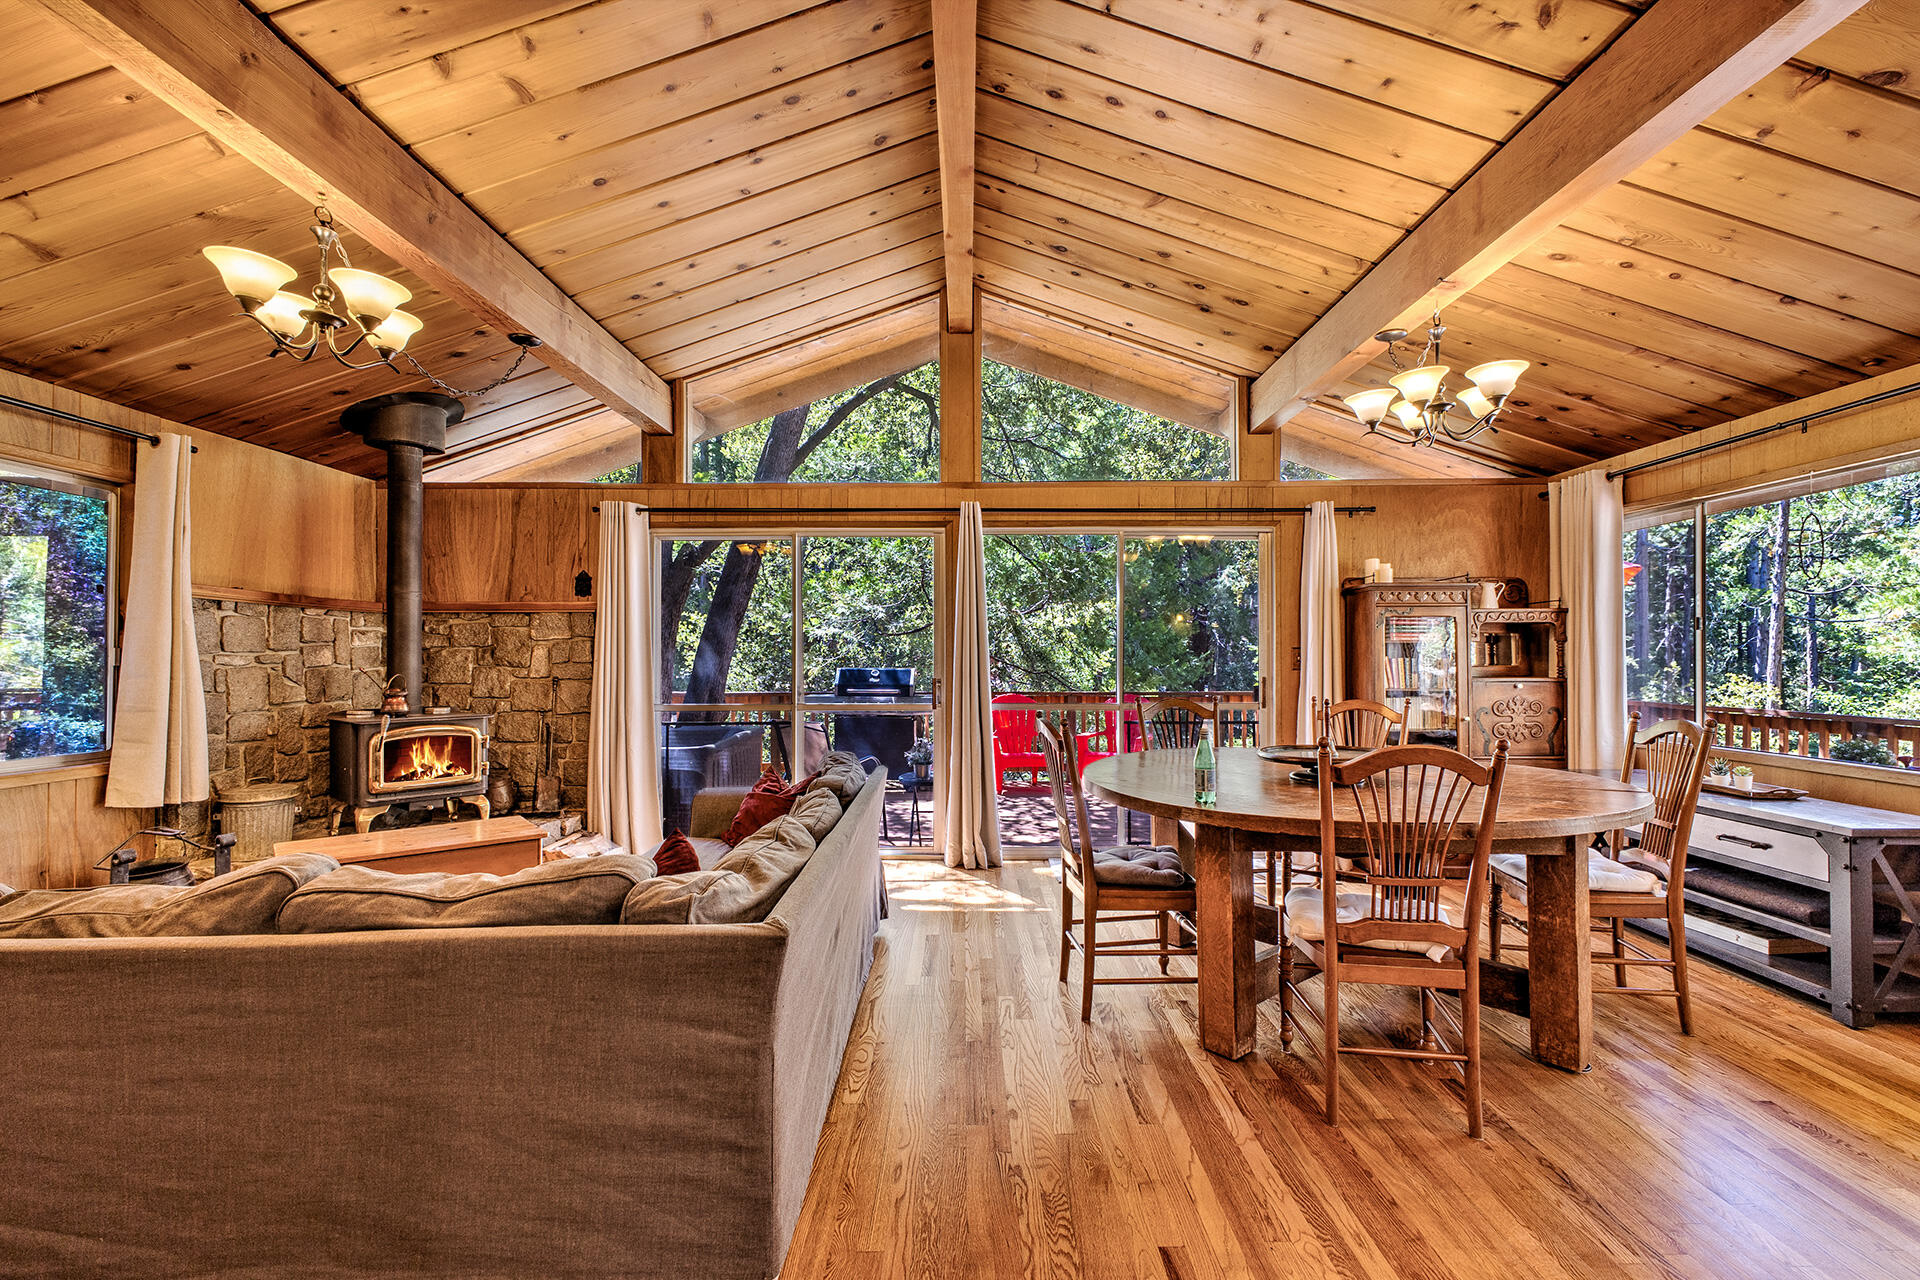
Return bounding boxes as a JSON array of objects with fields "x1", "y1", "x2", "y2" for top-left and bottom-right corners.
[
  {"x1": 278, "y1": 854, "x2": 657, "y2": 933},
  {"x1": 622, "y1": 812, "x2": 816, "y2": 925},
  {"x1": 721, "y1": 766, "x2": 806, "y2": 846},
  {"x1": 651, "y1": 831, "x2": 701, "y2": 876},
  {"x1": 807, "y1": 754, "x2": 869, "y2": 806},
  {"x1": 0, "y1": 854, "x2": 339, "y2": 939},
  {"x1": 788, "y1": 788, "x2": 843, "y2": 841}
]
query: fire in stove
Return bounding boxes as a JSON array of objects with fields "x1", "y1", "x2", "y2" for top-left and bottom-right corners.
[{"x1": 373, "y1": 726, "x2": 480, "y2": 793}]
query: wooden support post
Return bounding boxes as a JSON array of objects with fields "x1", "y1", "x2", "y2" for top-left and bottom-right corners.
[
  {"x1": 1194, "y1": 823, "x2": 1256, "y2": 1059},
  {"x1": 1523, "y1": 837, "x2": 1595, "y2": 1071},
  {"x1": 940, "y1": 290, "x2": 982, "y2": 484},
  {"x1": 647, "y1": 381, "x2": 692, "y2": 484}
]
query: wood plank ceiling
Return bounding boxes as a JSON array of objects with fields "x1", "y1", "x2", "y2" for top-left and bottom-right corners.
[{"x1": 2, "y1": 0, "x2": 1917, "y2": 481}]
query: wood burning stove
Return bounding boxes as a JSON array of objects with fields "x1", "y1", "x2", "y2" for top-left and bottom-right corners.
[
  {"x1": 329, "y1": 711, "x2": 490, "y2": 833},
  {"x1": 326, "y1": 392, "x2": 491, "y2": 834}
]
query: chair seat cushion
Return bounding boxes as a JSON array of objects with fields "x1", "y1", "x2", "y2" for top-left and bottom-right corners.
[
  {"x1": 1282, "y1": 885, "x2": 1454, "y2": 961},
  {"x1": 1491, "y1": 851, "x2": 1665, "y2": 895},
  {"x1": 1089, "y1": 845, "x2": 1189, "y2": 888}
]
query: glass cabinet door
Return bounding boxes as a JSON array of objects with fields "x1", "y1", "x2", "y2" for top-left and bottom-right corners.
[{"x1": 1380, "y1": 611, "x2": 1459, "y2": 746}]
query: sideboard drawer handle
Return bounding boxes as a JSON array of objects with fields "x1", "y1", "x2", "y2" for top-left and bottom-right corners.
[{"x1": 1716, "y1": 833, "x2": 1773, "y2": 851}]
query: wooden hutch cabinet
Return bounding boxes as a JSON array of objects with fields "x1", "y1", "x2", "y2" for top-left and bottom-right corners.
[{"x1": 1344, "y1": 582, "x2": 1568, "y2": 767}]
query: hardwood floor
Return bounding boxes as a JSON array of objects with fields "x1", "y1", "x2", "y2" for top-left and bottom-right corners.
[{"x1": 783, "y1": 860, "x2": 1920, "y2": 1279}]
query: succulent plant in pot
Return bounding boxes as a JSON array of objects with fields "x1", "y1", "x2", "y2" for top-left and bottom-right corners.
[{"x1": 1730, "y1": 764, "x2": 1754, "y2": 791}]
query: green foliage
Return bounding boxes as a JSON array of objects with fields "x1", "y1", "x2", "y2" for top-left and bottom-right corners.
[
  {"x1": 983, "y1": 533, "x2": 1260, "y2": 696},
  {"x1": 1626, "y1": 472, "x2": 1920, "y2": 733},
  {"x1": 686, "y1": 363, "x2": 941, "y2": 484},
  {"x1": 1121, "y1": 536, "x2": 1259, "y2": 693},
  {"x1": 636, "y1": 360, "x2": 1284, "y2": 709},
  {"x1": 981, "y1": 361, "x2": 1235, "y2": 482},
  {"x1": 799, "y1": 536, "x2": 934, "y2": 690},
  {"x1": 984, "y1": 534, "x2": 1117, "y2": 692},
  {"x1": 0, "y1": 477, "x2": 111, "y2": 759},
  {"x1": 1828, "y1": 736, "x2": 1899, "y2": 766}
]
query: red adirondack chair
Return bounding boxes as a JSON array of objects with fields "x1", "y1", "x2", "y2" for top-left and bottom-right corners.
[{"x1": 991, "y1": 694, "x2": 1048, "y2": 792}]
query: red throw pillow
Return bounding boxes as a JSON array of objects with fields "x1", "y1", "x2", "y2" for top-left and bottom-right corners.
[
  {"x1": 721, "y1": 766, "x2": 805, "y2": 846},
  {"x1": 653, "y1": 831, "x2": 700, "y2": 876}
]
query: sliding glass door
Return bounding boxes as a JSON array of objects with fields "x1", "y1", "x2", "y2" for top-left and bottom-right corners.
[
  {"x1": 984, "y1": 529, "x2": 1268, "y2": 846},
  {"x1": 655, "y1": 531, "x2": 939, "y2": 848}
]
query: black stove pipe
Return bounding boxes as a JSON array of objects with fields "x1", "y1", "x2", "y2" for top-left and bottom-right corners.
[{"x1": 340, "y1": 392, "x2": 464, "y2": 714}]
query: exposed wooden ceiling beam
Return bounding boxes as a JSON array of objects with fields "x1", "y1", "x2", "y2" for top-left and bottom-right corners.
[
  {"x1": 934, "y1": 0, "x2": 978, "y2": 333},
  {"x1": 33, "y1": 0, "x2": 672, "y2": 432},
  {"x1": 1247, "y1": 0, "x2": 1869, "y2": 432}
]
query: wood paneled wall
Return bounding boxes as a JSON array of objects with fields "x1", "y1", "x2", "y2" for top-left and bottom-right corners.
[
  {"x1": 187, "y1": 429, "x2": 380, "y2": 608},
  {"x1": 0, "y1": 370, "x2": 378, "y2": 887}
]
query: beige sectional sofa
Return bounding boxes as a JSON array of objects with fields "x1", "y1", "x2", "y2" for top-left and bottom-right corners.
[{"x1": 0, "y1": 769, "x2": 887, "y2": 1280}]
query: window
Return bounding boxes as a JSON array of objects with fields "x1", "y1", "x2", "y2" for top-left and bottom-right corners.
[
  {"x1": 654, "y1": 531, "x2": 938, "y2": 846},
  {"x1": 1622, "y1": 465, "x2": 1920, "y2": 769},
  {"x1": 980, "y1": 361, "x2": 1234, "y2": 482},
  {"x1": 675, "y1": 362, "x2": 940, "y2": 484},
  {"x1": 0, "y1": 464, "x2": 114, "y2": 767}
]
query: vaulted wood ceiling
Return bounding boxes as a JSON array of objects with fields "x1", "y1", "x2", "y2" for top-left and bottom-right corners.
[{"x1": 3, "y1": 0, "x2": 1916, "y2": 481}]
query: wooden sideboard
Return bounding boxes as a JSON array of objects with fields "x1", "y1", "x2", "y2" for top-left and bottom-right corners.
[
  {"x1": 1629, "y1": 787, "x2": 1920, "y2": 1027},
  {"x1": 1344, "y1": 582, "x2": 1567, "y2": 766}
]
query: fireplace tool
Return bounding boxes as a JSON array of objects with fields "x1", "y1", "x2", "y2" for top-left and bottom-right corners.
[{"x1": 96, "y1": 830, "x2": 238, "y2": 886}]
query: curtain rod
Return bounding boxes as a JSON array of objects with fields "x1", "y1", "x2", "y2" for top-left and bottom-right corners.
[
  {"x1": 591, "y1": 503, "x2": 1376, "y2": 516},
  {"x1": 1606, "y1": 381, "x2": 1920, "y2": 481},
  {"x1": 0, "y1": 393, "x2": 197, "y2": 454}
]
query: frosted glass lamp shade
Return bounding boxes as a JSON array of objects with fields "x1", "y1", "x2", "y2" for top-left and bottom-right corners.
[
  {"x1": 203, "y1": 246, "x2": 296, "y2": 308},
  {"x1": 1466, "y1": 359, "x2": 1528, "y2": 400},
  {"x1": 368, "y1": 308, "x2": 422, "y2": 352},
  {"x1": 1458, "y1": 386, "x2": 1496, "y2": 420},
  {"x1": 1342, "y1": 387, "x2": 1398, "y2": 426},
  {"x1": 1390, "y1": 399, "x2": 1424, "y2": 431},
  {"x1": 256, "y1": 291, "x2": 315, "y2": 341},
  {"x1": 327, "y1": 268, "x2": 411, "y2": 324},
  {"x1": 1388, "y1": 364, "x2": 1449, "y2": 408}
]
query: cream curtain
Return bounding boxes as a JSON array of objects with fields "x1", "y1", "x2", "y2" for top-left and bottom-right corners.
[
  {"x1": 1295, "y1": 500, "x2": 1343, "y2": 742},
  {"x1": 940, "y1": 501, "x2": 1001, "y2": 869},
  {"x1": 587, "y1": 502, "x2": 661, "y2": 854},
  {"x1": 106, "y1": 434, "x2": 208, "y2": 809},
  {"x1": 1551, "y1": 470, "x2": 1627, "y2": 772}
]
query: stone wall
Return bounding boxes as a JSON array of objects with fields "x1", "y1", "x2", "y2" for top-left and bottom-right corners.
[
  {"x1": 193, "y1": 599, "x2": 385, "y2": 834},
  {"x1": 189, "y1": 599, "x2": 593, "y2": 836},
  {"x1": 421, "y1": 611, "x2": 594, "y2": 813}
]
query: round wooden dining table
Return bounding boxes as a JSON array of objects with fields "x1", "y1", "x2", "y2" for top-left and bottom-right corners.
[{"x1": 1083, "y1": 747, "x2": 1654, "y2": 1071}]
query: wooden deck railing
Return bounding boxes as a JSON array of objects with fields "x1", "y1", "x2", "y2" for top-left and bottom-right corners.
[{"x1": 1630, "y1": 700, "x2": 1919, "y2": 769}]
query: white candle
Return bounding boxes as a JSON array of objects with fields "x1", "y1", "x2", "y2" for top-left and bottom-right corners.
[
  {"x1": 1377, "y1": 563, "x2": 1394, "y2": 583},
  {"x1": 1363, "y1": 557, "x2": 1380, "y2": 580}
]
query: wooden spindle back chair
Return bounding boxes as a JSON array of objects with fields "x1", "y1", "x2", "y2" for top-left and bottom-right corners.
[
  {"x1": 1270, "y1": 696, "x2": 1412, "y2": 904},
  {"x1": 1280, "y1": 740, "x2": 1509, "y2": 1138},
  {"x1": 1140, "y1": 696, "x2": 1220, "y2": 750},
  {"x1": 1037, "y1": 720, "x2": 1197, "y2": 1020},
  {"x1": 1312, "y1": 695, "x2": 1411, "y2": 750},
  {"x1": 1489, "y1": 712, "x2": 1714, "y2": 1033}
]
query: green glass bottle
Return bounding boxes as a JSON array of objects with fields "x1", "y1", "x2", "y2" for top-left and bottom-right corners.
[{"x1": 1193, "y1": 723, "x2": 1217, "y2": 805}]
